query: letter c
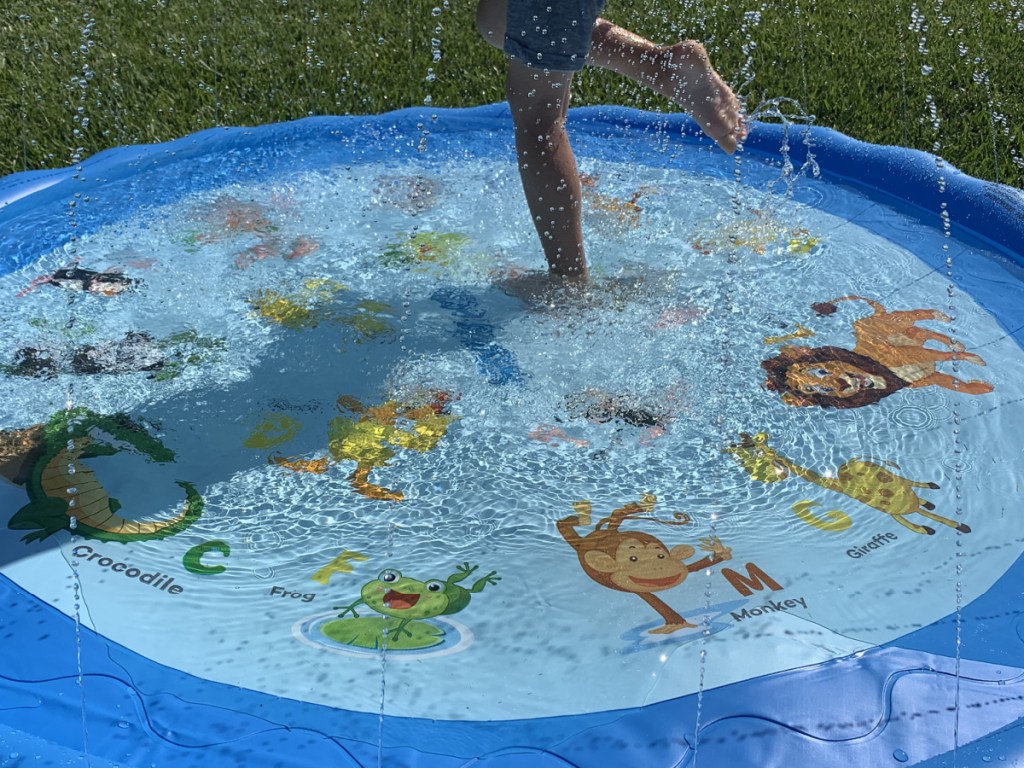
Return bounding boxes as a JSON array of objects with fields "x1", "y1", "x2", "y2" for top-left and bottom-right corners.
[{"x1": 183, "y1": 540, "x2": 231, "y2": 575}]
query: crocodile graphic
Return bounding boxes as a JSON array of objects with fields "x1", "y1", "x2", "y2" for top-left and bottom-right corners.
[{"x1": 4, "y1": 408, "x2": 203, "y2": 543}]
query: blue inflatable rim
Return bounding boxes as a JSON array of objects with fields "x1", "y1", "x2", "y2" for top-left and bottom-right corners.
[{"x1": 1, "y1": 103, "x2": 1022, "y2": 269}]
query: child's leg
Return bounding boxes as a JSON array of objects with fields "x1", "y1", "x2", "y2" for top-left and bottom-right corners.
[
  {"x1": 477, "y1": 2, "x2": 743, "y2": 153},
  {"x1": 476, "y1": 1, "x2": 742, "y2": 277},
  {"x1": 475, "y1": 0, "x2": 505, "y2": 49},
  {"x1": 587, "y1": 21, "x2": 745, "y2": 153},
  {"x1": 506, "y1": 58, "x2": 587, "y2": 279}
]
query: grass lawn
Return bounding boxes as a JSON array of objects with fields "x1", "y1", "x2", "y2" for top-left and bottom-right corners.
[{"x1": 1, "y1": 0, "x2": 1022, "y2": 187}]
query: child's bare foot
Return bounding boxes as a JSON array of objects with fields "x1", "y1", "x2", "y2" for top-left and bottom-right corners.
[{"x1": 651, "y1": 41, "x2": 746, "y2": 154}]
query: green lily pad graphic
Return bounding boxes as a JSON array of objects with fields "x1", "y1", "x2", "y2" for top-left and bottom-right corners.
[{"x1": 321, "y1": 616, "x2": 445, "y2": 650}]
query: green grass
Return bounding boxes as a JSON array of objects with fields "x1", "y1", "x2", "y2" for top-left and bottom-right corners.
[{"x1": 1, "y1": 0, "x2": 1022, "y2": 187}]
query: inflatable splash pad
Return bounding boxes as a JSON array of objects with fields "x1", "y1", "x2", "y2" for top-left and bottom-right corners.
[{"x1": 1, "y1": 105, "x2": 1023, "y2": 767}]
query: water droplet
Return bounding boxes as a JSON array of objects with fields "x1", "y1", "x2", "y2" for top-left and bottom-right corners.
[{"x1": 893, "y1": 749, "x2": 909, "y2": 762}]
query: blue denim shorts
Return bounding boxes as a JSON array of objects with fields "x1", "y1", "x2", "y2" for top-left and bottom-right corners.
[{"x1": 504, "y1": 0, "x2": 608, "y2": 72}]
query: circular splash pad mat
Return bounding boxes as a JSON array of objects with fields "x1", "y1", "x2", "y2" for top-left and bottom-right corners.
[{"x1": 1, "y1": 105, "x2": 1023, "y2": 767}]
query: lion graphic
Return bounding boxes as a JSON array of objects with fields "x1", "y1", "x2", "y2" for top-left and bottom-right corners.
[{"x1": 762, "y1": 296, "x2": 993, "y2": 409}]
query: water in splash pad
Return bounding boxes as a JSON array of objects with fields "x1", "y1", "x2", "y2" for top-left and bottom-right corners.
[{"x1": 0, "y1": 106, "x2": 1023, "y2": 767}]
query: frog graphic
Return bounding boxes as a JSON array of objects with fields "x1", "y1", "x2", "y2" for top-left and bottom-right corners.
[{"x1": 323, "y1": 563, "x2": 499, "y2": 650}]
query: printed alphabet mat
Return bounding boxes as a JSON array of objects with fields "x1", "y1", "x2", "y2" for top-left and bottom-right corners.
[{"x1": 1, "y1": 108, "x2": 1022, "y2": 767}]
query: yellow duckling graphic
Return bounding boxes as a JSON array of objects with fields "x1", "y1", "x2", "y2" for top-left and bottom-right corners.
[{"x1": 270, "y1": 392, "x2": 458, "y2": 502}]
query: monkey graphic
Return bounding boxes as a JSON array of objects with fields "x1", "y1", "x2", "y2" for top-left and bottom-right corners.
[{"x1": 557, "y1": 494, "x2": 731, "y2": 634}]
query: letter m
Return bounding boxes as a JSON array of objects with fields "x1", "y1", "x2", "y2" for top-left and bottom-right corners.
[{"x1": 722, "y1": 563, "x2": 783, "y2": 597}]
